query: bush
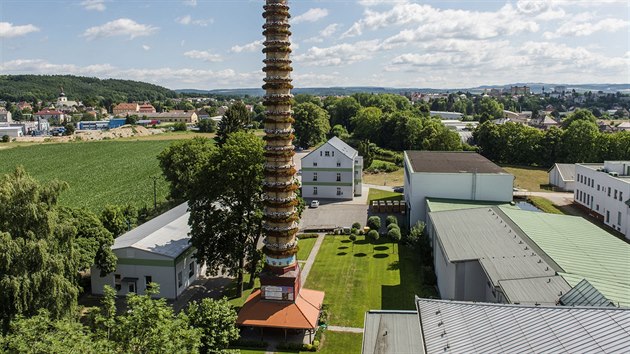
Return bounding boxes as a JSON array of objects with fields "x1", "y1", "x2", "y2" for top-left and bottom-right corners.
[
  {"x1": 173, "y1": 122, "x2": 187, "y2": 131},
  {"x1": 1, "y1": 135, "x2": 9, "y2": 143},
  {"x1": 386, "y1": 215, "x2": 398, "y2": 226},
  {"x1": 197, "y1": 119, "x2": 217, "y2": 133},
  {"x1": 232, "y1": 339, "x2": 268, "y2": 348},
  {"x1": 277, "y1": 341, "x2": 318, "y2": 352},
  {"x1": 367, "y1": 229, "x2": 380, "y2": 242},
  {"x1": 387, "y1": 227, "x2": 401, "y2": 242},
  {"x1": 349, "y1": 234, "x2": 357, "y2": 242},
  {"x1": 387, "y1": 223, "x2": 400, "y2": 231},
  {"x1": 367, "y1": 216, "x2": 381, "y2": 230},
  {"x1": 365, "y1": 160, "x2": 399, "y2": 173},
  {"x1": 352, "y1": 222, "x2": 361, "y2": 229},
  {"x1": 297, "y1": 233, "x2": 319, "y2": 239}
]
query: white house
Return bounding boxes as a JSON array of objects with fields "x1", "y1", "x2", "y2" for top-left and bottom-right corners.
[
  {"x1": 91, "y1": 203, "x2": 205, "y2": 299},
  {"x1": 0, "y1": 108, "x2": 12, "y2": 123},
  {"x1": 403, "y1": 151, "x2": 513, "y2": 226},
  {"x1": 548, "y1": 163, "x2": 576, "y2": 192},
  {"x1": 574, "y1": 161, "x2": 630, "y2": 239},
  {"x1": 301, "y1": 137, "x2": 363, "y2": 200}
]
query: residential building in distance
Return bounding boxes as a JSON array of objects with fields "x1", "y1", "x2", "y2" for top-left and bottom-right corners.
[
  {"x1": 511, "y1": 85, "x2": 530, "y2": 96},
  {"x1": 144, "y1": 111, "x2": 198, "y2": 124},
  {"x1": 138, "y1": 102, "x2": 157, "y2": 113},
  {"x1": 112, "y1": 102, "x2": 140, "y2": 115},
  {"x1": 91, "y1": 203, "x2": 205, "y2": 299},
  {"x1": 35, "y1": 109, "x2": 65, "y2": 125},
  {"x1": 301, "y1": 137, "x2": 363, "y2": 200},
  {"x1": 0, "y1": 108, "x2": 12, "y2": 123},
  {"x1": 403, "y1": 151, "x2": 513, "y2": 225},
  {"x1": 54, "y1": 89, "x2": 81, "y2": 111},
  {"x1": 548, "y1": 163, "x2": 575, "y2": 192},
  {"x1": 574, "y1": 161, "x2": 630, "y2": 239},
  {"x1": 429, "y1": 111, "x2": 463, "y2": 120}
]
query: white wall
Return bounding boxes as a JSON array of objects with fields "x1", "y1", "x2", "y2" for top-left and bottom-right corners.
[
  {"x1": 301, "y1": 141, "x2": 359, "y2": 200},
  {"x1": 434, "y1": 238, "x2": 456, "y2": 300}
]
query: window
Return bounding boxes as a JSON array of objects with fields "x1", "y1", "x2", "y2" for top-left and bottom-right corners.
[
  {"x1": 336, "y1": 162, "x2": 341, "y2": 167},
  {"x1": 313, "y1": 187, "x2": 318, "y2": 195},
  {"x1": 313, "y1": 172, "x2": 318, "y2": 181},
  {"x1": 145, "y1": 276, "x2": 152, "y2": 288},
  {"x1": 596, "y1": 204, "x2": 599, "y2": 211},
  {"x1": 606, "y1": 210, "x2": 610, "y2": 223},
  {"x1": 336, "y1": 187, "x2": 342, "y2": 196},
  {"x1": 320, "y1": 151, "x2": 322, "y2": 156},
  {"x1": 336, "y1": 173, "x2": 341, "y2": 182},
  {"x1": 614, "y1": 190, "x2": 618, "y2": 199},
  {"x1": 115, "y1": 274, "x2": 122, "y2": 291},
  {"x1": 128, "y1": 283, "x2": 136, "y2": 293},
  {"x1": 332, "y1": 151, "x2": 335, "y2": 157},
  {"x1": 325, "y1": 151, "x2": 330, "y2": 157},
  {"x1": 608, "y1": 187, "x2": 611, "y2": 197},
  {"x1": 313, "y1": 162, "x2": 317, "y2": 167},
  {"x1": 620, "y1": 192, "x2": 623, "y2": 201},
  {"x1": 618, "y1": 211, "x2": 622, "y2": 225},
  {"x1": 597, "y1": 185, "x2": 600, "y2": 191},
  {"x1": 178, "y1": 271, "x2": 183, "y2": 288},
  {"x1": 189, "y1": 262, "x2": 195, "y2": 277}
]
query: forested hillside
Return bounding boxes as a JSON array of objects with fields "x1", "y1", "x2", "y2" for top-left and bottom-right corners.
[{"x1": 0, "y1": 75, "x2": 178, "y2": 103}]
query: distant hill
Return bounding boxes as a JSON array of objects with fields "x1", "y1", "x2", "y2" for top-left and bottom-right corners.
[{"x1": 0, "y1": 75, "x2": 178, "y2": 103}]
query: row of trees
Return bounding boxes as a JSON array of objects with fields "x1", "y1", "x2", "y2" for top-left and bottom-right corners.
[{"x1": 474, "y1": 109, "x2": 630, "y2": 166}]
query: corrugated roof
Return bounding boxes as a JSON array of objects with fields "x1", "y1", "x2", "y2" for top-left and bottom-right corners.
[
  {"x1": 362, "y1": 311, "x2": 424, "y2": 354},
  {"x1": 404, "y1": 151, "x2": 508, "y2": 174},
  {"x1": 500, "y1": 207, "x2": 630, "y2": 307},
  {"x1": 113, "y1": 203, "x2": 191, "y2": 259},
  {"x1": 416, "y1": 297, "x2": 630, "y2": 354},
  {"x1": 553, "y1": 163, "x2": 575, "y2": 182},
  {"x1": 499, "y1": 276, "x2": 571, "y2": 306},
  {"x1": 426, "y1": 198, "x2": 515, "y2": 213},
  {"x1": 560, "y1": 279, "x2": 615, "y2": 307}
]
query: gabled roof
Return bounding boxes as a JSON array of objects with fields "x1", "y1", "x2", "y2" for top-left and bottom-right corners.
[
  {"x1": 303, "y1": 137, "x2": 357, "y2": 160},
  {"x1": 416, "y1": 298, "x2": 630, "y2": 354},
  {"x1": 113, "y1": 203, "x2": 191, "y2": 259},
  {"x1": 550, "y1": 163, "x2": 575, "y2": 182},
  {"x1": 559, "y1": 279, "x2": 615, "y2": 307}
]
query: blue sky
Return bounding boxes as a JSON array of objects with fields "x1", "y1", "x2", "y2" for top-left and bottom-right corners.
[{"x1": 1, "y1": 0, "x2": 628, "y2": 89}]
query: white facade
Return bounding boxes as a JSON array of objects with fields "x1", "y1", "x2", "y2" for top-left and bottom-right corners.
[
  {"x1": 403, "y1": 151, "x2": 514, "y2": 226},
  {"x1": 0, "y1": 109, "x2": 12, "y2": 123},
  {"x1": 0, "y1": 126, "x2": 23, "y2": 138},
  {"x1": 548, "y1": 163, "x2": 575, "y2": 192},
  {"x1": 91, "y1": 203, "x2": 205, "y2": 299},
  {"x1": 301, "y1": 137, "x2": 363, "y2": 200},
  {"x1": 575, "y1": 161, "x2": 630, "y2": 239}
]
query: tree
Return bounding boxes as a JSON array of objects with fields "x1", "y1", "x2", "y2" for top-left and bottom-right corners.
[
  {"x1": 125, "y1": 114, "x2": 138, "y2": 125},
  {"x1": 385, "y1": 215, "x2": 398, "y2": 227},
  {"x1": 1, "y1": 135, "x2": 8, "y2": 143},
  {"x1": 63, "y1": 123, "x2": 75, "y2": 136},
  {"x1": 561, "y1": 108, "x2": 596, "y2": 129},
  {"x1": 0, "y1": 168, "x2": 79, "y2": 330},
  {"x1": 293, "y1": 102, "x2": 331, "y2": 148},
  {"x1": 329, "y1": 124, "x2": 350, "y2": 140},
  {"x1": 173, "y1": 122, "x2": 187, "y2": 131},
  {"x1": 100, "y1": 204, "x2": 138, "y2": 238},
  {"x1": 351, "y1": 107, "x2": 383, "y2": 142},
  {"x1": 357, "y1": 140, "x2": 374, "y2": 169},
  {"x1": 197, "y1": 119, "x2": 216, "y2": 133},
  {"x1": 188, "y1": 132, "x2": 265, "y2": 297},
  {"x1": 349, "y1": 233, "x2": 357, "y2": 252},
  {"x1": 387, "y1": 227, "x2": 401, "y2": 253},
  {"x1": 562, "y1": 120, "x2": 599, "y2": 163},
  {"x1": 367, "y1": 229, "x2": 379, "y2": 253},
  {"x1": 328, "y1": 96, "x2": 361, "y2": 128},
  {"x1": 187, "y1": 298, "x2": 239, "y2": 353},
  {"x1": 158, "y1": 137, "x2": 216, "y2": 201},
  {"x1": 367, "y1": 216, "x2": 381, "y2": 230},
  {"x1": 216, "y1": 102, "x2": 250, "y2": 145},
  {"x1": 475, "y1": 97, "x2": 504, "y2": 123}
]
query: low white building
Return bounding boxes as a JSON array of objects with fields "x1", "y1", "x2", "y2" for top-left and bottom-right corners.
[
  {"x1": 301, "y1": 137, "x2": 363, "y2": 200},
  {"x1": 575, "y1": 161, "x2": 630, "y2": 239},
  {"x1": 0, "y1": 126, "x2": 23, "y2": 138},
  {"x1": 0, "y1": 108, "x2": 12, "y2": 123},
  {"x1": 548, "y1": 163, "x2": 576, "y2": 192},
  {"x1": 403, "y1": 151, "x2": 513, "y2": 225},
  {"x1": 91, "y1": 203, "x2": 205, "y2": 299},
  {"x1": 429, "y1": 111, "x2": 464, "y2": 120}
]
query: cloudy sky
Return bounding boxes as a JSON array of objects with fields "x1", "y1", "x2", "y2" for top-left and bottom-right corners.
[{"x1": 1, "y1": 0, "x2": 628, "y2": 90}]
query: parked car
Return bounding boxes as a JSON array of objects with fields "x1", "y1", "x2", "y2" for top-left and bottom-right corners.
[
  {"x1": 393, "y1": 187, "x2": 404, "y2": 193},
  {"x1": 310, "y1": 200, "x2": 320, "y2": 208}
]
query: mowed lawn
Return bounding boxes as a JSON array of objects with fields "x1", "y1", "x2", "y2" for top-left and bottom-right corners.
[
  {"x1": 305, "y1": 236, "x2": 436, "y2": 328},
  {"x1": 237, "y1": 331, "x2": 362, "y2": 354},
  {"x1": 502, "y1": 165, "x2": 549, "y2": 192},
  {"x1": 363, "y1": 169, "x2": 404, "y2": 187},
  {"x1": 0, "y1": 140, "x2": 178, "y2": 212},
  {"x1": 297, "y1": 237, "x2": 317, "y2": 261}
]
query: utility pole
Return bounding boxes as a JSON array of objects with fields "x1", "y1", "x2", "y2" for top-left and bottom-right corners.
[{"x1": 152, "y1": 176, "x2": 158, "y2": 211}]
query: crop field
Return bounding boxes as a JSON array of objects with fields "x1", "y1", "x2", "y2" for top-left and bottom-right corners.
[{"x1": 0, "y1": 140, "x2": 179, "y2": 213}]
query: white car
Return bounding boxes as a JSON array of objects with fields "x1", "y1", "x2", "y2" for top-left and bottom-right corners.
[{"x1": 310, "y1": 200, "x2": 320, "y2": 208}]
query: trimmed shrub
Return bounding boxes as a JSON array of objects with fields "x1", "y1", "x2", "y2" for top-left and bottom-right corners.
[
  {"x1": 387, "y1": 223, "x2": 400, "y2": 231},
  {"x1": 297, "y1": 233, "x2": 319, "y2": 239},
  {"x1": 349, "y1": 234, "x2": 357, "y2": 242},
  {"x1": 352, "y1": 222, "x2": 361, "y2": 229},
  {"x1": 386, "y1": 215, "x2": 398, "y2": 226},
  {"x1": 1, "y1": 135, "x2": 9, "y2": 143},
  {"x1": 388, "y1": 227, "x2": 402, "y2": 242},
  {"x1": 367, "y1": 216, "x2": 381, "y2": 230},
  {"x1": 350, "y1": 227, "x2": 358, "y2": 235},
  {"x1": 367, "y1": 229, "x2": 380, "y2": 242}
]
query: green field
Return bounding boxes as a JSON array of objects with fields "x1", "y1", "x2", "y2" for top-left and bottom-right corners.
[
  {"x1": 305, "y1": 236, "x2": 436, "y2": 327},
  {"x1": 0, "y1": 140, "x2": 177, "y2": 212},
  {"x1": 297, "y1": 237, "x2": 317, "y2": 261}
]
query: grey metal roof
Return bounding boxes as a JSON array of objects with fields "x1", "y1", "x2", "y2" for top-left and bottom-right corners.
[
  {"x1": 560, "y1": 279, "x2": 615, "y2": 307},
  {"x1": 362, "y1": 310, "x2": 424, "y2": 354},
  {"x1": 405, "y1": 151, "x2": 507, "y2": 174},
  {"x1": 499, "y1": 276, "x2": 572, "y2": 306},
  {"x1": 416, "y1": 297, "x2": 630, "y2": 354},
  {"x1": 113, "y1": 202, "x2": 191, "y2": 259},
  {"x1": 553, "y1": 163, "x2": 575, "y2": 182},
  {"x1": 326, "y1": 136, "x2": 357, "y2": 159}
]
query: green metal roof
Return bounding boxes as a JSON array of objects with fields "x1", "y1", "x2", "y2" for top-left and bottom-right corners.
[
  {"x1": 500, "y1": 207, "x2": 630, "y2": 308},
  {"x1": 426, "y1": 198, "x2": 516, "y2": 213}
]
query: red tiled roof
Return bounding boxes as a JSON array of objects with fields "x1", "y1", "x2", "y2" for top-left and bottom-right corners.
[
  {"x1": 236, "y1": 288, "x2": 325, "y2": 330},
  {"x1": 35, "y1": 109, "x2": 63, "y2": 115},
  {"x1": 114, "y1": 103, "x2": 138, "y2": 110}
]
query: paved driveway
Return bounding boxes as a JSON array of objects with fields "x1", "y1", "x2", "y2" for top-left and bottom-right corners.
[{"x1": 300, "y1": 200, "x2": 368, "y2": 231}]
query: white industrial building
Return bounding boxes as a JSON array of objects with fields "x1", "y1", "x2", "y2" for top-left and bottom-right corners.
[
  {"x1": 301, "y1": 137, "x2": 363, "y2": 200},
  {"x1": 548, "y1": 163, "x2": 575, "y2": 192},
  {"x1": 574, "y1": 161, "x2": 630, "y2": 239},
  {"x1": 403, "y1": 151, "x2": 513, "y2": 225},
  {"x1": 0, "y1": 126, "x2": 23, "y2": 138},
  {"x1": 91, "y1": 203, "x2": 205, "y2": 299}
]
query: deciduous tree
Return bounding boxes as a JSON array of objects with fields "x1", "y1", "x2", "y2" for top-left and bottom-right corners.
[
  {"x1": 216, "y1": 102, "x2": 250, "y2": 145},
  {"x1": 293, "y1": 102, "x2": 331, "y2": 148}
]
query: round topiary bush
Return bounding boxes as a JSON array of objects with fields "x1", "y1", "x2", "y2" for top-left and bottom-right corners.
[
  {"x1": 387, "y1": 223, "x2": 400, "y2": 231},
  {"x1": 367, "y1": 216, "x2": 381, "y2": 230},
  {"x1": 352, "y1": 222, "x2": 361, "y2": 229},
  {"x1": 388, "y1": 227, "x2": 401, "y2": 242},
  {"x1": 367, "y1": 229, "x2": 380, "y2": 242},
  {"x1": 386, "y1": 215, "x2": 398, "y2": 226}
]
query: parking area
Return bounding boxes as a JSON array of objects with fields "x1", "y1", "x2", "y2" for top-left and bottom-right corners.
[{"x1": 300, "y1": 199, "x2": 368, "y2": 231}]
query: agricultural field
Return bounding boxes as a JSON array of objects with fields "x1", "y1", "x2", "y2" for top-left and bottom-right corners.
[{"x1": 0, "y1": 140, "x2": 183, "y2": 213}]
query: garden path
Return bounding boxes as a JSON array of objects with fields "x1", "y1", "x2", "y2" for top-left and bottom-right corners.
[{"x1": 327, "y1": 325, "x2": 364, "y2": 333}]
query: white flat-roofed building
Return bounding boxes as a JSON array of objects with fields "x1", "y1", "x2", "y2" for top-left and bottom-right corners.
[
  {"x1": 429, "y1": 111, "x2": 464, "y2": 120},
  {"x1": 301, "y1": 137, "x2": 363, "y2": 200},
  {"x1": 0, "y1": 126, "x2": 23, "y2": 138},
  {"x1": 575, "y1": 161, "x2": 630, "y2": 239},
  {"x1": 91, "y1": 203, "x2": 205, "y2": 299},
  {"x1": 403, "y1": 151, "x2": 513, "y2": 225},
  {"x1": 548, "y1": 163, "x2": 575, "y2": 192}
]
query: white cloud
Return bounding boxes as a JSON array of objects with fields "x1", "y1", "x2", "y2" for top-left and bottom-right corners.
[
  {"x1": 0, "y1": 22, "x2": 39, "y2": 38},
  {"x1": 230, "y1": 39, "x2": 263, "y2": 53},
  {"x1": 544, "y1": 18, "x2": 629, "y2": 39},
  {"x1": 142, "y1": 44, "x2": 151, "y2": 51},
  {"x1": 183, "y1": 0, "x2": 197, "y2": 7},
  {"x1": 82, "y1": 19, "x2": 158, "y2": 40},
  {"x1": 176, "y1": 15, "x2": 214, "y2": 27},
  {"x1": 183, "y1": 50, "x2": 222, "y2": 62},
  {"x1": 81, "y1": 0, "x2": 106, "y2": 12},
  {"x1": 294, "y1": 40, "x2": 381, "y2": 66},
  {"x1": 305, "y1": 24, "x2": 340, "y2": 43},
  {"x1": 292, "y1": 8, "x2": 329, "y2": 24}
]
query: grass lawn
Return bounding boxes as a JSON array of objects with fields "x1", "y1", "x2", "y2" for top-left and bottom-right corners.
[
  {"x1": 527, "y1": 196, "x2": 565, "y2": 214},
  {"x1": 0, "y1": 140, "x2": 180, "y2": 213},
  {"x1": 227, "y1": 274, "x2": 261, "y2": 309},
  {"x1": 501, "y1": 165, "x2": 549, "y2": 192},
  {"x1": 305, "y1": 236, "x2": 436, "y2": 328},
  {"x1": 363, "y1": 169, "x2": 404, "y2": 187},
  {"x1": 367, "y1": 188, "x2": 403, "y2": 205},
  {"x1": 318, "y1": 331, "x2": 362, "y2": 354},
  {"x1": 297, "y1": 237, "x2": 317, "y2": 261}
]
